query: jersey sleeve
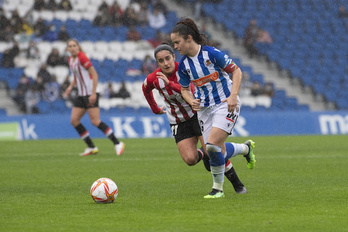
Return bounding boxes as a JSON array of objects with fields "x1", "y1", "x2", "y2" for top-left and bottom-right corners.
[
  {"x1": 78, "y1": 52, "x2": 93, "y2": 69},
  {"x1": 142, "y1": 75, "x2": 161, "y2": 114},
  {"x1": 178, "y1": 62, "x2": 191, "y2": 88},
  {"x1": 166, "y1": 81, "x2": 181, "y2": 92},
  {"x1": 210, "y1": 47, "x2": 239, "y2": 73}
]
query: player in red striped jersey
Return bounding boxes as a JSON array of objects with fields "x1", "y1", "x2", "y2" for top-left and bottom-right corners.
[
  {"x1": 64, "y1": 39, "x2": 125, "y2": 156},
  {"x1": 142, "y1": 43, "x2": 248, "y2": 194}
]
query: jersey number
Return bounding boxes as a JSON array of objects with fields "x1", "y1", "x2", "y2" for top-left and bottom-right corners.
[{"x1": 171, "y1": 125, "x2": 178, "y2": 136}]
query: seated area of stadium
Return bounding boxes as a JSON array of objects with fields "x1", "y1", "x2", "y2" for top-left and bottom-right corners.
[{"x1": 1, "y1": 0, "x2": 346, "y2": 116}]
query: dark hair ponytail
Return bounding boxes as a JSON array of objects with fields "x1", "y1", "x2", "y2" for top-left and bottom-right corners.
[{"x1": 171, "y1": 18, "x2": 208, "y2": 46}]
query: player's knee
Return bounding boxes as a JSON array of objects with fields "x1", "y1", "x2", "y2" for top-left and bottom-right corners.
[
  {"x1": 206, "y1": 143, "x2": 221, "y2": 153},
  {"x1": 181, "y1": 152, "x2": 198, "y2": 166},
  {"x1": 91, "y1": 119, "x2": 100, "y2": 127},
  {"x1": 70, "y1": 119, "x2": 79, "y2": 126},
  {"x1": 184, "y1": 156, "x2": 197, "y2": 166}
]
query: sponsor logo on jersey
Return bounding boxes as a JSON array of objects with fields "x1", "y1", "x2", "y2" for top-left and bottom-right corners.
[{"x1": 192, "y1": 71, "x2": 219, "y2": 87}]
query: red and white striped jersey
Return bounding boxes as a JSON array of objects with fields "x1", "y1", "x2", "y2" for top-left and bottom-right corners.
[
  {"x1": 68, "y1": 51, "x2": 96, "y2": 96},
  {"x1": 142, "y1": 62, "x2": 195, "y2": 124}
]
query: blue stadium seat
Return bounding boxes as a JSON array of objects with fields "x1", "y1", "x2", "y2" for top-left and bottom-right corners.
[{"x1": 0, "y1": 108, "x2": 6, "y2": 116}]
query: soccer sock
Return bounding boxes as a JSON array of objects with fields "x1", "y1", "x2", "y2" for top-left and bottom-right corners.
[
  {"x1": 224, "y1": 142, "x2": 249, "y2": 161},
  {"x1": 225, "y1": 166, "x2": 245, "y2": 191},
  {"x1": 196, "y1": 148, "x2": 203, "y2": 163},
  {"x1": 206, "y1": 143, "x2": 225, "y2": 191},
  {"x1": 199, "y1": 147, "x2": 211, "y2": 172},
  {"x1": 97, "y1": 122, "x2": 120, "y2": 145},
  {"x1": 75, "y1": 123, "x2": 95, "y2": 148},
  {"x1": 225, "y1": 159, "x2": 232, "y2": 172}
]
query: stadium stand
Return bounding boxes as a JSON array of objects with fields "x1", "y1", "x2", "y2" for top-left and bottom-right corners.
[
  {"x1": 197, "y1": 0, "x2": 348, "y2": 110},
  {"x1": 1, "y1": 0, "x2": 346, "y2": 116}
]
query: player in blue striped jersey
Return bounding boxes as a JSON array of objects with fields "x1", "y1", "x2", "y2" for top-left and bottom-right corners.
[{"x1": 171, "y1": 18, "x2": 256, "y2": 199}]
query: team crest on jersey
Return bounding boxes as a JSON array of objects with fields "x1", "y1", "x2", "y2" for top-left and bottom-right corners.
[{"x1": 205, "y1": 59, "x2": 213, "y2": 67}]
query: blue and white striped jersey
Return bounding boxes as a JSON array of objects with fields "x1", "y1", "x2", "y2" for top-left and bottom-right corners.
[{"x1": 178, "y1": 45, "x2": 234, "y2": 107}]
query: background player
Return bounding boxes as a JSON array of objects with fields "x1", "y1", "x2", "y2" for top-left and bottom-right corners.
[
  {"x1": 64, "y1": 38, "x2": 125, "y2": 156},
  {"x1": 142, "y1": 43, "x2": 250, "y2": 194}
]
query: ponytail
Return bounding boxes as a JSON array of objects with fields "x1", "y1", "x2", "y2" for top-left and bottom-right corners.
[{"x1": 171, "y1": 18, "x2": 208, "y2": 46}]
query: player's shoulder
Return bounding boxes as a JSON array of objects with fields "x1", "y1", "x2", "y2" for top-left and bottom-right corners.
[
  {"x1": 77, "y1": 51, "x2": 88, "y2": 59},
  {"x1": 203, "y1": 45, "x2": 224, "y2": 55},
  {"x1": 144, "y1": 67, "x2": 161, "y2": 87}
]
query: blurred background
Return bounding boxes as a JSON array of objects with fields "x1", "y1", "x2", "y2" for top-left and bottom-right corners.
[{"x1": 0, "y1": 0, "x2": 347, "y2": 140}]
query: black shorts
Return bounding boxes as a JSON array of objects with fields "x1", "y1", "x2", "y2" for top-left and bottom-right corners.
[
  {"x1": 170, "y1": 113, "x2": 202, "y2": 144},
  {"x1": 73, "y1": 93, "x2": 100, "y2": 109}
]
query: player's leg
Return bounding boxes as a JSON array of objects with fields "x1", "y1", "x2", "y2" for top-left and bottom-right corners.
[
  {"x1": 172, "y1": 113, "x2": 206, "y2": 165},
  {"x1": 225, "y1": 141, "x2": 256, "y2": 169},
  {"x1": 88, "y1": 107, "x2": 125, "y2": 155},
  {"x1": 177, "y1": 136, "x2": 202, "y2": 166},
  {"x1": 224, "y1": 159, "x2": 247, "y2": 194},
  {"x1": 71, "y1": 106, "x2": 98, "y2": 156},
  {"x1": 204, "y1": 127, "x2": 229, "y2": 199}
]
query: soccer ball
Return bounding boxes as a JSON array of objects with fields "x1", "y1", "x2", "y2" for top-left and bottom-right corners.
[{"x1": 90, "y1": 178, "x2": 118, "y2": 203}]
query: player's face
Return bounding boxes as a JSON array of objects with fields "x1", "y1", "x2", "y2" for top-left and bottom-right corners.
[
  {"x1": 171, "y1": 32, "x2": 189, "y2": 55},
  {"x1": 67, "y1": 40, "x2": 80, "y2": 57},
  {"x1": 156, "y1": 50, "x2": 175, "y2": 76}
]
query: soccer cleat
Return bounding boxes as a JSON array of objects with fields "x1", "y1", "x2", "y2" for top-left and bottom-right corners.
[
  {"x1": 244, "y1": 140, "x2": 256, "y2": 169},
  {"x1": 79, "y1": 147, "x2": 98, "y2": 156},
  {"x1": 235, "y1": 186, "x2": 248, "y2": 194},
  {"x1": 204, "y1": 189, "x2": 225, "y2": 199},
  {"x1": 115, "y1": 142, "x2": 125, "y2": 156}
]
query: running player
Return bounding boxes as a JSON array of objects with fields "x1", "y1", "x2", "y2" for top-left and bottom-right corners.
[
  {"x1": 171, "y1": 18, "x2": 256, "y2": 198},
  {"x1": 142, "y1": 42, "x2": 249, "y2": 194},
  {"x1": 64, "y1": 38, "x2": 125, "y2": 156}
]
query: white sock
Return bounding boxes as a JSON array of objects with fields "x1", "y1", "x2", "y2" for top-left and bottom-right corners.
[
  {"x1": 211, "y1": 165, "x2": 224, "y2": 191},
  {"x1": 231, "y1": 143, "x2": 249, "y2": 156}
]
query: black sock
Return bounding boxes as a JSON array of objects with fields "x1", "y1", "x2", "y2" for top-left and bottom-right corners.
[
  {"x1": 97, "y1": 122, "x2": 119, "y2": 145},
  {"x1": 225, "y1": 166, "x2": 244, "y2": 191},
  {"x1": 75, "y1": 123, "x2": 94, "y2": 148},
  {"x1": 199, "y1": 147, "x2": 211, "y2": 172},
  {"x1": 197, "y1": 149, "x2": 203, "y2": 163}
]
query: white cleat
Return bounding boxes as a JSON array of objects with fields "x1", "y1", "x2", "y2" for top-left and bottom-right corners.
[
  {"x1": 79, "y1": 147, "x2": 98, "y2": 156},
  {"x1": 115, "y1": 142, "x2": 125, "y2": 156}
]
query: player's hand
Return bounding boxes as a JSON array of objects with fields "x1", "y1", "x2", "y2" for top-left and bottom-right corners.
[
  {"x1": 157, "y1": 105, "x2": 166, "y2": 114},
  {"x1": 88, "y1": 93, "x2": 97, "y2": 106},
  {"x1": 156, "y1": 72, "x2": 169, "y2": 85},
  {"x1": 191, "y1": 98, "x2": 201, "y2": 111},
  {"x1": 222, "y1": 94, "x2": 238, "y2": 112}
]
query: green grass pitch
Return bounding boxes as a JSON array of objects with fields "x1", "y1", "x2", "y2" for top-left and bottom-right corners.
[{"x1": 1, "y1": 135, "x2": 347, "y2": 232}]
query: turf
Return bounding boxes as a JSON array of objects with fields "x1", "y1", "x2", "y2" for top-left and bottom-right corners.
[{"x1": 1, "y1": 135, "x2": 347, "y2": 232}]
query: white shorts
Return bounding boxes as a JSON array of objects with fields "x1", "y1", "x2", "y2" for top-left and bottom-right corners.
[{"x1": 197, "y1": 98, "x2": 240, "y2": 143}]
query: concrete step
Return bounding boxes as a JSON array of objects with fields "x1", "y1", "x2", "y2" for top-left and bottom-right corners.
[{"x1": 0, "y1": 88, "x2": 22, "y2": 115}]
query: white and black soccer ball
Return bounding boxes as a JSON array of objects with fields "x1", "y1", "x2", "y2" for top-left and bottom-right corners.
[{"x1": 90, "y1": 178, "x2": 118, "y2": 203}]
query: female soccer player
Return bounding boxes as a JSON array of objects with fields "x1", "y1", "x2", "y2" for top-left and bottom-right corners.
[
  {"x1": 142, "y1": 43, "x2": 249, "y2": 194},
  {"x1": 64, "y1": 38, "x2": 125, "y2": 156},
  {"x1": 171, "y1": 18, "x2": 256, "y2": 198}
]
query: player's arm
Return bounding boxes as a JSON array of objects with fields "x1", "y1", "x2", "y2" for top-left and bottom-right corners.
[
  {"x1": 181, "y1": 86, "x2": 200, "y2": 111},
  {"x1": 87, "y1": 66, "x2": 98, "y2": 106},
  {"x1": 64, "y1": 77, "x2": 76, "y2": 97},
  {"x1": 142, "y1": 77, "x2": 165, "y2": 114},
  {"x1": 222, "y1": 62, "x2": 242, "y2": 112},
  {"x1": 156, "y1": 72, "x2": 181, "y2": 92}
]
